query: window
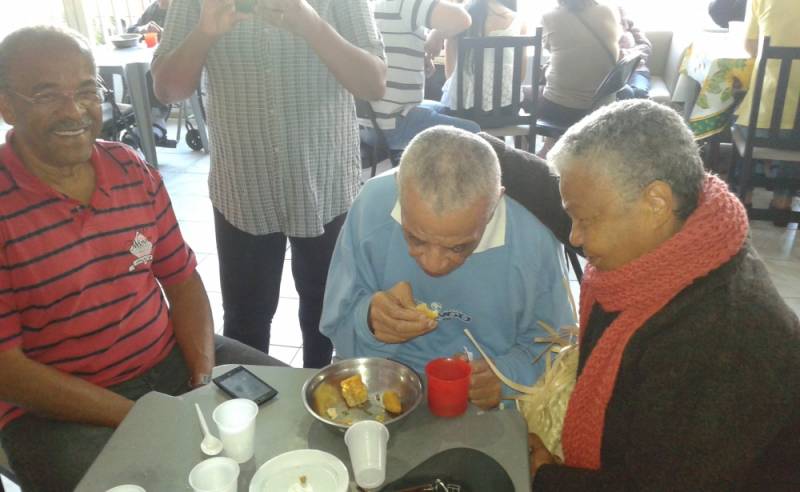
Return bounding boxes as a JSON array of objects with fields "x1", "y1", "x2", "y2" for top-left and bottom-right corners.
[{"x1": 0, "y1": 0, "x2": 65, "y2": 38}]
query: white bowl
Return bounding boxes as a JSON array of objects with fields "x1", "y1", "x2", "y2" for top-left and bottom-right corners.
[{"x1": 110, "y1": 34, "x2": 140, "y2": 49}]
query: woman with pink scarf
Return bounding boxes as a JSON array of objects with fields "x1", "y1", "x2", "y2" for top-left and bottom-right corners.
[{"x1": 482, "y1": 99, "x2": 800, "y2": 490}]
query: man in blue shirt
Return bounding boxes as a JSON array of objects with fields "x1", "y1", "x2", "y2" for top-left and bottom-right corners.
[{"x1": 320, "y1": 126, "x2": 574, "y2": 409}]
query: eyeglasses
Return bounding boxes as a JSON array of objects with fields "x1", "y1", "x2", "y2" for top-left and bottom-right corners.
[{"x1": 6, "y1": 84, "x2": 108, "y2": 108}]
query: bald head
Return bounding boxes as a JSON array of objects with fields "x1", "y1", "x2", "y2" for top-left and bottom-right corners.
[{"x1": 0, "y1": 26, "x2": 93, "y2": 91}]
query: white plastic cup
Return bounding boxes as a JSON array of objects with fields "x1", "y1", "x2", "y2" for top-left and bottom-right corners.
[
  {"x1": 212, "y1": 398, "x2": 259, "y2": 463},
  {"x1": 344, "y1": 420, "x2": 390, "y2": 489},
  {"x1": 188, "y1": 456, "x2": 239, "y2": 492},
  {"x1": 105, "y1": 486, "x2": 146, "y2": 492}
]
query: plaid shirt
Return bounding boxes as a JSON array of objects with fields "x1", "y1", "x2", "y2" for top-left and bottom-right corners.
[{"x1": 157, "y1": 0, "x2": 384, "y2": 236}]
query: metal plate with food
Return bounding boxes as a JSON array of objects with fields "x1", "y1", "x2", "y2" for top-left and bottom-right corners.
[{"x1": 302, "y1": 357, "x2": 423, "y2": 430}]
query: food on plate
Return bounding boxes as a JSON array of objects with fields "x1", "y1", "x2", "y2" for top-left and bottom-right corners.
[
  {"x1": 289, "y1": 474, "x2": 313, "y2": 492},
  {"x1": 415, "y1": 302, "x2": 439, "y2": 320},
  {"x1": 382, "y1": 390, "x2": 402, "y2": 414},
  {"x1": 312, "y1": 382, "x2": 344, "y2": 416},
  {"x1": 340, "y1": 374, "x2": 369, "y2": 407}
]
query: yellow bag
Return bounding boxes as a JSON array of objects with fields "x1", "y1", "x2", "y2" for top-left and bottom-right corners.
[{"x1": 464, "y1": 279, "x2": 578, "y2": 459}]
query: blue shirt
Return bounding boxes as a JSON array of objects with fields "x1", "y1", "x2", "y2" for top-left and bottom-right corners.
[{"x1": 320, "y1": 174, "x2": 575, "y2": 393}]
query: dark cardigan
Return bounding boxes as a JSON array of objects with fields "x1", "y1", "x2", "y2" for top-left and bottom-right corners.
[{"x1": 482, "y1": 134, "x2": 800, "y2": 491}]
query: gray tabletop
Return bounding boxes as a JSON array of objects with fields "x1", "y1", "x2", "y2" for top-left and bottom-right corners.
[{"x1": 76, "y1": 365, "x2": 531, "y2": 491}]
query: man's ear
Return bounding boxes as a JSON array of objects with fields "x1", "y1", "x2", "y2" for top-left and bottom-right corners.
[{"x1": 0, "y1": 93, "x2": 17, "y2": 126}]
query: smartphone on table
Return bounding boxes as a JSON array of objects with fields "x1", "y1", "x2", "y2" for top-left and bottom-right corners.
[{"x1": 212, "y1": 366, "x2": 278, "y2": 405}]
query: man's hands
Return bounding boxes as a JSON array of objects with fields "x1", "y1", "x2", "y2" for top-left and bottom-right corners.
[
  {"x1": 453, "y1": 353, "x2": 502, "y2": 410},
  {"x1": 138, "y1": 21, "x2": 164, "y2": 34},
  {"x1": 369, "y1": 281, "x2": 437, "y2": 344},
  {"x1": 468, "y1": 357, "x2": 502, "y2": 410},
  {"x1": 255, "y1": 0, "x2": 321, "y2": 38},
  {"x1": 198, "y1": 0, "x2": 252, "y2": 39}
]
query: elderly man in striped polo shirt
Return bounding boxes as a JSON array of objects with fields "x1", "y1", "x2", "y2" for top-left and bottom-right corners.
[
  {"x1": 364, "y1": 0, "x2": 481, "y2": 151},
  {"x1": 0, "y1": 26, "x2": 280, "y2": 492}
]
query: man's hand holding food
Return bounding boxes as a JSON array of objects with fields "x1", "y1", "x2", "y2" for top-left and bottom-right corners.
[{"x1": 369, "y1": 281, "x2": 438, "y2": 343}]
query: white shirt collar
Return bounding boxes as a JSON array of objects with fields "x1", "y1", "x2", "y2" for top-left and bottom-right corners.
[{"x1": 390, "y1": 196, "x2": 507, "y2": 254}]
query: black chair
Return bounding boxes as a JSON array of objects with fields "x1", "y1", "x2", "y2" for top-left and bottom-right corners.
[
  {"x1": 536, "y1": 52, "x2": 644, "y2": 139},
  {"x1": 356, "y1": 99, "x2": 401, "y2": 178},
  {"x1": 98, "y1": 66, "x2": 138, "y2": 146},
  {"x1": 451, "y1": 28, "x2": 544, "y2": 152},
  {"x1": 728, "y1": 36, "x2": 800, "y2": 225}
]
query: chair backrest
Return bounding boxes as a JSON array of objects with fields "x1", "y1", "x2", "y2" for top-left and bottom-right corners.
[
  {"x1": 591, "y1": 52, "x2": 643, "y2": 108},
  {"x1": 745, "y1": 36, "x2": 800, "y2": 151},
  {"x1": 453, "y1": 27, "x2": 543, "y2": 131},
  {"x1": 355, "y1": 98, "x2": 395, "y2": 175}
]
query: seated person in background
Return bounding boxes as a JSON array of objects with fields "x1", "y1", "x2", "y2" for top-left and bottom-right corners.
[
  {"x1": 531, "y1": 0, "x2": 620, "y2": 157},
  {"x1": 489, "y1": 100, "x2": 800, "y2": 489},
  {"x1": 0, "y1": 26, "x2": 282, "y2": 492},
  {"x1": 734, "y1": 0, "x2": 800, "y2": 226},
  {"x1": 127, "y1": 0, "x2": 170, "y2": 35},
  {"x1": 320, "y1": 126, "x2": 575, "y2": 410},
  {"x1": 708, "y1": 0, "x2": 746, "y2": 28},
  {"x1": 615, "y1": 6, "x2": 651, "y2": 100},
  {"x1": 441, "y1": 0, "x2": 528, "y2": 112},
  {"x1": 363, "y1": 0, "x2": 479, "y2": 151}
]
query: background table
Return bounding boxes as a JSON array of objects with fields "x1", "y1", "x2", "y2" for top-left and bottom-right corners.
[
  {"x1": 674, "y1": 32, "x2": 754, "y2": 139},
  {"x1": 75, "y1": 365, "x2": 532, "y2": 491},
  {"x1": 92, "y1": 43, "x2": 209, "y2": 167}
]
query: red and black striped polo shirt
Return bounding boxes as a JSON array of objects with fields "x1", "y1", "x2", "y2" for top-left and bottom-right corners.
[{"x1": 0, "y1": 134, "x2": 197, "y2": 428}]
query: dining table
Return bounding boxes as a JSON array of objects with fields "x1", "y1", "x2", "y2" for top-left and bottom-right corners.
[
  {"x1": 673, "y1": 31, "x2": 755, "y2": 140},
  {"x1": 74, "y1": 364, "x2": 532, "y2": 491},
  {"x1": 92, "y1": 42, "x2": 209, "y2": 167}
]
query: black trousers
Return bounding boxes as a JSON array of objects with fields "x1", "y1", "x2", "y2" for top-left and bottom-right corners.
[{"x1": 213, "y1": 208, "x2": 345, "y2": 368}]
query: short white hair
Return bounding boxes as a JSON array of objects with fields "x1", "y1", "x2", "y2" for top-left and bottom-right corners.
[
  {"x1": 549, "y1": 99, "x2": 705, "y2": 219},
  {"x1": 397, "y1": 126, "x2": 501, "y2": 214}
]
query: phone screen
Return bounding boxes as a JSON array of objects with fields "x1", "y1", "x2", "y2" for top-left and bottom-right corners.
[{"x1": 213, "y1": 367, "x2": 278, "y2": 405}]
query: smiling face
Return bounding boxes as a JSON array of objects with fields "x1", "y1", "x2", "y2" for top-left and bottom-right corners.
[
  {"x1": 400, "y1": 183, "x2": 496, "y2": 277},
  {"x1": 560, "y1": 163, "x2": 671, "y2": 272},
  {"x1": 0, "y1": 41, "x2": 101, "y2": 169}
]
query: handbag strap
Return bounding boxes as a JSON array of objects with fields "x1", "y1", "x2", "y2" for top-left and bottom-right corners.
[{"x1": 571, "y1": 11, "x2": 617, "y2": 66}]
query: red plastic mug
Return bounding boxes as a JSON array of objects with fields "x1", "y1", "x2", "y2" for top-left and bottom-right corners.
[
  {"x1": 143, "y1": 32, "x2": 158, "y2": 48},
  {"x1": 425, "y1": 357, "x2": 472, "y2": 417}
]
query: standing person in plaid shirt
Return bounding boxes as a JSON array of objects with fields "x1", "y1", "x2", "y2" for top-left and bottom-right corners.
[{"x1": 153, "y1": 0, "x2": 386, "y2": 367}]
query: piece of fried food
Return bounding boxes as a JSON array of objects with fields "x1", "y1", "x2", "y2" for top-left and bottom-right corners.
[
  {"x1": 312, "y1": 382, "x2": 344, "y2": 417},
  {"x1": 415, "y1": 302, "x2": 439, "y2": 320},
  {"x1": 382, "y1": 390, "x2": 402, "y2": 414},
  {"x1": 340, "y1": 374, "x2": 369, "y2": 407}
]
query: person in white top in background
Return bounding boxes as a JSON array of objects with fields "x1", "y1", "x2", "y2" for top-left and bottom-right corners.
[
  {"x1": 441, "y1": 0, "x2": 529, "y2": 111},
  {"x1": 363, "y1": 0, "x2": 480, "y2": 151}
]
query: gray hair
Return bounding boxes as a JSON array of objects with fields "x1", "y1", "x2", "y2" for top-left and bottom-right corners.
[
  {"x1": 397, "y1": 126, "x2": 501, "y2": 215},
  {"x1": 0, "y1": 25, "x2": 93, "y2": 90},
  {"x1": 549, "y1": 99, "x2": 705, "y2": 219}
]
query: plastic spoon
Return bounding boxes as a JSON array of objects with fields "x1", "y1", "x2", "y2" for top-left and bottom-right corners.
[{"x1": 194, "y1": 403, "x2": 223, "y2": 456}]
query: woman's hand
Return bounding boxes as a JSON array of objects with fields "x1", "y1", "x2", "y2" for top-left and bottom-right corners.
[{"x1": 529, "y1": 433, "x2": 557, "y2": 481}]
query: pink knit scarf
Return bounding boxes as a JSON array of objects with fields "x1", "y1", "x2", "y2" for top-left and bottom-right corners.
[{"x1": 561, "y1": 175, "x2": 749, "y2": 470}]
